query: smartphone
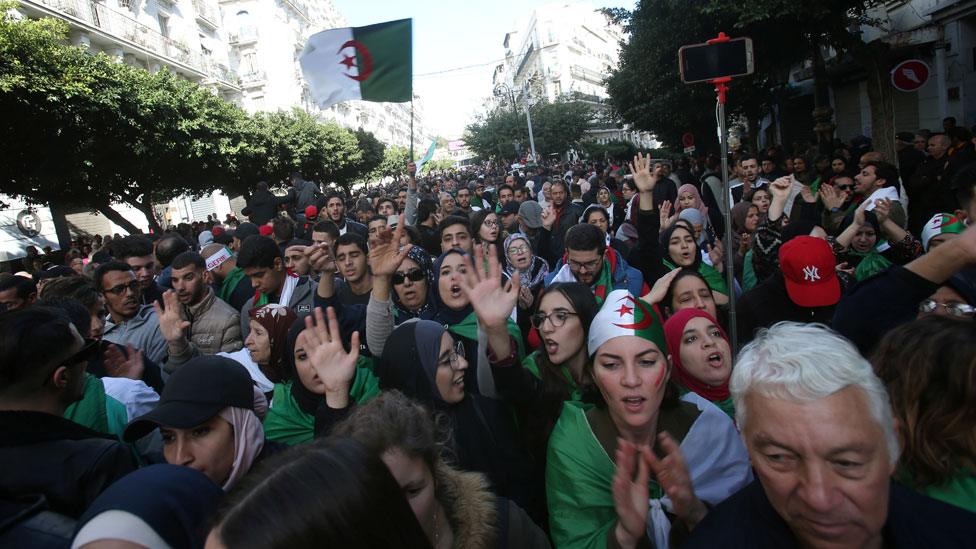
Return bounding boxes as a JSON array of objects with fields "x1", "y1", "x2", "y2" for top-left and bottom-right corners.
[{"x1": 678, "y1": 37, "x2": 754, "y2": 84}]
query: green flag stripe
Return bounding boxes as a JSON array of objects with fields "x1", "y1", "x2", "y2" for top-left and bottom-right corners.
[{"x1": 353, "y1": 18, "x2": 412, "y2": 102}]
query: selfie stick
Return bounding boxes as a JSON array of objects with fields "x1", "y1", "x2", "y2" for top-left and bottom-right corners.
[{"x1": 707, "y1": 32, "x2": 738, "y2": 357}]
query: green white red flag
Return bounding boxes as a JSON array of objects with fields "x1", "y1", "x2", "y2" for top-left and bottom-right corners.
[{"x1": 299, "y1": 18, "x2": 412, "y2": 109}]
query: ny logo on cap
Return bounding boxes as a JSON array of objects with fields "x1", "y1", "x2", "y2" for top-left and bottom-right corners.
[{"x1": 803, "y1": 266, "x2": 821, "y2": 282}]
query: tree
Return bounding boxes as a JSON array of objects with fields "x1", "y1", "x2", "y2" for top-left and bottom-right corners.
[
  {"x1": 604, "y1": 1, "x2": 802, "y2": 154},
  {"x1": 336, "y1": 128, "x2": 385, "y2": 185},
  {"x1": 465, "y1": 98, "x2": 592, "y2": 161},
  {"x1": 369, "y1": 145, "x2": 411, "y2": 181}
]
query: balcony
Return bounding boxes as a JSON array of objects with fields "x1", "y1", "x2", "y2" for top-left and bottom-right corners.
[
  {"x1": 192, "y1": 0, "x2": 219, "y2": 29},
  {"x1": 228, "y1": 26, "x2": 258, "y2": 45},
  {"x1": 239, "y1": 69, "x2": 266, "y2": 87},
  {"x1": 24, "y1": 0, "x2": 239, "y2": 88}
]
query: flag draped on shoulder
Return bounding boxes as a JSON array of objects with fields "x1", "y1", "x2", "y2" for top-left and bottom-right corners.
[{"x1": 299, "y1": 18, "x2": 412, "y2": 109}]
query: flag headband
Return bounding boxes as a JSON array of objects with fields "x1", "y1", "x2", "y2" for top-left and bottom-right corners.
[{"x1": 205, "y1": 247, "x2": 233, "y2": 272}]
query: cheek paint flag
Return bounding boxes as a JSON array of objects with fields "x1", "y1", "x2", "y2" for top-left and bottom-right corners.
[{"x1": 300, "y1": 18, "x2": 412, "y2": 109}]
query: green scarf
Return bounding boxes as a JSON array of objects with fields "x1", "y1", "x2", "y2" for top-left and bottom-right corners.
[
  {"x1": 663, "y1": 259, "x2": 729, "y2": 296},
  {"x1": 591, "y1": 258, "x2": 614, "y2": 304},
  {"x1": 742, "y1": 249, "x2": 757, "y2": 291},
  {"x1": 263, "y1": 362, "x2": 381, "y2": 445},
  {"x1": 218, "y1": 266, "x2": 247, "y2": 304},
  {"x1": 849, "y1": 243, "x2": 893, "y2": 281},
  {"x1": 64, "y1": 373, "x2": 128, "y2": 440},
  {"x1": 522, "y1": 351, "x2": 581, "y2": 401},
  {"x1": 448, "y1": 312, "x2": 525, "y2": 357}
]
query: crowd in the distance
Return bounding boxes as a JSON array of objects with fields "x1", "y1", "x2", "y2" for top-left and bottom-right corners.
[{"x1": 1, "y1": 123, "x2": 976, "y2": 549}]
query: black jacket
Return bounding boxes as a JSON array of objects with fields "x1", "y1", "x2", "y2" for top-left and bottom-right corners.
[
  {"x1": 0, "y1": 411, "x2": 137, "y2": 519},
  {"x1": 737, "y1": 272, "x2": 836, "y2": 346},
  {"x1": 684, "y1": 479, "x2": 976, "y2": 549},
  {"x1": 242, "y1": 190, "x2": 290, "y2": 226}
]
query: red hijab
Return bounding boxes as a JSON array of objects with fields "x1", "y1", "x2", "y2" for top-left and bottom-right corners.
[{"x1": 663, "y1": 308, "x2": 730, "y2": 402}]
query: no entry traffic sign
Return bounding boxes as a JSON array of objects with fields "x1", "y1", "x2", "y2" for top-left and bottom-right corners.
[{"x1": 890, "y1": 59, "x2": 930, "y2": 92}]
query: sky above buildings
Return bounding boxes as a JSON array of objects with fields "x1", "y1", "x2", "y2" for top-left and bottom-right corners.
[{"x1": 332, "y1": 0, "x2": 635, "y2": 140}]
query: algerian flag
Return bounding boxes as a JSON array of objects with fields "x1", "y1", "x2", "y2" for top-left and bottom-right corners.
[
  {"x1": 300, "y1": 19, "x2": 412, "y2": 109},
  {"x1": 415, "y1": 140, "x2": 437, "y2": 172},
  {"x1": 588, "y1": 289, "x2": 667, "y2": 356}
]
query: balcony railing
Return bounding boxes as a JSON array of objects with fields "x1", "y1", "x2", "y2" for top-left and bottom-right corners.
[
  {"x1": 27, "y1": 0, "x2": 236, "y2": 86},
  {"x1": 282, "y1": 0, "x2": 307, "y2": 20},
  {"x1": 228, "y1": 26, "x2": 258, "y2": 44},
  {"x1": 192, "y1": 0, "x2": 219, "y2": 28},
  {"x1": 239, "y1": 69, "x2": 266, "y2": 85}
]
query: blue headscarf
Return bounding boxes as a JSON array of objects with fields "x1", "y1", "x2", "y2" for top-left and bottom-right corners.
[{"x1": 73, "y1": 464, "x2": 223, "y2": 549}]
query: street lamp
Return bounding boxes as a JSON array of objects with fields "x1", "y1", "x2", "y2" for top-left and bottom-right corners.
[{"x1": 493, "y1": 81, "x2": 537, "y2": 164}]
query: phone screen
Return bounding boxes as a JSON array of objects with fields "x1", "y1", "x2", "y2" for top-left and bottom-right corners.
[{"x1": 679, "y1": 39, "x2": 753, "y2": 83}]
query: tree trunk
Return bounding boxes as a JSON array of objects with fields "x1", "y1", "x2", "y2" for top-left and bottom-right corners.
[
  {"x1": 131, "y1": 199, "x2": 163, "y2": 234},
  {"x1": 811, "y1": 42, "x2": 836, "y2": 155},
  {"x1": 95, "y1": 203, "x2": 142, "y2": 235},
  {"x1": 861, "y1": 46, "x2": 898, "y2": 167}
]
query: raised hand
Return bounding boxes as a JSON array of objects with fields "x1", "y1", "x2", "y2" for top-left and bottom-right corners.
[
  {"x1": 659, "y1": 200, "x2": 673, "y2": 229},
  {"x1": 738, "y1": 232, "x2": 752, "y2": 255},
  {"x1": 707, "y1": 239, "x2": 724, "y2": 273},
  {"x1": 369, "y1": 214, "x2": 413, "y2": 278},
  {"x1": 628, "y1": 152, "x2": 659, "y2": 193},
  {"x1": 799, "y1": 183, "x2": 817, "y2": 204},
  {"x1": 819, "y1": 184, "x2": 845, "y2": 211},
  {"x1": 541, "y1": 204, "x2": 556, "y2": 230},
  {"x1": 306, "y1": 242, "x2": 337, "y2": 274},
  {"x1": 641, "y1": 267, "x2": 681, "y2": 306},
  {"x1": 103, "y1": 343, "x2": 144, "y2": 380},
  {"x1": 407, "y1": 161, "x2": 417, "y2": 177},
  {"x1": 153, "y1": 291, "x2": 189, "y2": 343},
  {"x1": 612, "y1": 439, "x2": 652, "y2": 549},
  {"x1": 647, "y1": 432, "x2": 708, "y2": 530},
  {"x1": 460, "y1": 244, "x2": 520, "y2": 330},
  {"x1": 873, "y1": 198, "x2": 892, "y2": 224},
  {"x1": 518, "y1": 285, "x2": 534, "y2": 310},
  {"x1": 300, "y1": 306, "x2": 360, "y2": 408},
  {"x1": 769, "y1": 176, "x2": 792, "y2": 201},
  {"x1": 853, "y1": 199, "x2": 868, "y2": 226}
]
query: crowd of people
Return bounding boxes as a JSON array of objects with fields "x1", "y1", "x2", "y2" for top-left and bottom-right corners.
[{"x1": 2, "y1": 125, "x2": 976, "y2": 548}]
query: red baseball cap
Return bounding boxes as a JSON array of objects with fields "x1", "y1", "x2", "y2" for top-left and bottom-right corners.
[
  {"x1": 258, "y1": 224, "x2": 274, "y2": 237},
  {"x1": 779, "y1": 236, "x2": 840, "y2": 308},
  {"x1": 305, "y1": 205, "x2": 318, "y2": 219}
]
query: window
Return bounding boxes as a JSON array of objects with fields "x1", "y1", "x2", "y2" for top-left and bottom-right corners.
[{"x1": 157, "y1": 14, "x2": 169, "y2": 37}]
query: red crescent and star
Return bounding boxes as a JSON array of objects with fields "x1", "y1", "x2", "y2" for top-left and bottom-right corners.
[
  {"x1": 611, "y1": 295, "x2": 654, "y2": 330},
  {"x1": 336, "y1": 39, "x2": 373, "y2": 82}
]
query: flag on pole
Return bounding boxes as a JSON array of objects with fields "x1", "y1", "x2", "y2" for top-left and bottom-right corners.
[
  {"x1": 300, "y1": 18, "x2": 412, "y2": 110},
  {"x1": 415, "y1": 140, "x2": 437, "y2": 172}
]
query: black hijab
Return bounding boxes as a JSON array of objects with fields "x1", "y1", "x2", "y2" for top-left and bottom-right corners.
[
  {"x1": 431, "y1": 248, "x2": 475, "y2": 326},
  {"x1": 660, "y1": 219, "x2": 702, "y2": 269}
]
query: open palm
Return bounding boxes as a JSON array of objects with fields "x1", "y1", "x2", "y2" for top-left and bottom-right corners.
[
  {"x1": 460, "y1": 244, "x2": 519, "y2": 329},
  {"x1": 302, "y1": 307, "x2": 359, "y2": 397},
  {"x1": 369, "y1": 214, "x2": 412, "y2": 277}
]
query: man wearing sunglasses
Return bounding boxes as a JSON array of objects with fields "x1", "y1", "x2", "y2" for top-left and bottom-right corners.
[
  {"x1": 96, "y1": 262, "x2": 169, "y2": 366},
  {"x1": 0, "y1": 307, "x2": 137, "y2": 522}
]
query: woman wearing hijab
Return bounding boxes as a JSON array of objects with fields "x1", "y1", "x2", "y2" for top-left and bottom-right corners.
[
  {"x1": 663, "y1": 309, "x2": 734, "y2": 419},
  {"x1": 503, "y1": 233, "x2": 549, "y2": 344},
  {"x1": 660, "y1": 220, "x2": 729, "y2": 305},
  {"x1": 674, "y1": 184, "x2": 713, "y2": 240},
  {"x1": 123, "y1": 356, "x2": 278, "y2": 491},
  {"x1": 263, "y1": 307, "x2": 380, "y2": 445},
  {"x1": 216, "y1": 304, "x2": 296, "y2": 394},
  {"x1": 546, "y1": 290, "x2": 752, "y2": 548},
  {"x1": 72, "y1": 465, "x2": 223, "y2": 549},
  {"x1": 833, "y1": 200, "x2": 923, "y2": 281},
  {"x1": 372, "y1": 318, "x2": 533, "y2": 514},
  {"x1": 580, "y1": 205, "x2": 630, "y2": 256},
  {"x1": 432, "y1": 248, "x2": 522, "y2": 397},
  {"x1": 335, "y1": 391, "x2": 550, "y2": 548},
  {"x1": 730, "y1": 201, "x2": 761, "y2": 289}
]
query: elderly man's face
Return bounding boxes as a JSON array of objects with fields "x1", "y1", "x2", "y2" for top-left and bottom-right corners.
[{"x1": 741, "y1": 386, "x2": 895, "y2": 549}]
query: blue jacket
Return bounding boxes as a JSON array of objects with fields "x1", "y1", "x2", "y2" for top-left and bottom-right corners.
[{"x1": 545, "y1": 247, "x2": 646, "y2": 297}]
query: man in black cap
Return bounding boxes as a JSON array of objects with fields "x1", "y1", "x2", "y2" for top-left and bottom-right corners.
[
  {"x1": 499, "y1": 200, "x2": 520, "y2": 234},
  {"x1": 231, "y1": 222, "x2": 260, "y2": 253}
]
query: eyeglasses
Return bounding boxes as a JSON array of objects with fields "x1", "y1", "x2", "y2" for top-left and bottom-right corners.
[
  {"x1": 483, "y1": 220, "x2": 499, "y2": 228},
  {"x1": 507, "y1": 244, "x2": 529, "y2": 256},
  {"x1": 531, "y1": 310, "x2": 578, "y2": 329},
  {"x1": 918, "y1": 299, "x2": 976, "y2": 318},
  {"x1": 392, "y1": 268, "x2": 426, "y2": 285},
  {"x1": 834, "y1": 184, "x2": 853, "y2": 191},
  {"x1": 103, "y1": 280, "x2": 140, "y2": 296},
  {"x1": 438, "y1": 339, "x2": 466, "y2": 370},
  {"x1": 568, "y1": 258, "x2": 602, "y2": 272}
]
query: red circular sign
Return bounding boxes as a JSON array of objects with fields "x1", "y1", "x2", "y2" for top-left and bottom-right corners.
[
  {"x1": 681, "y1": 132, "x2": 695, "y2": 148},
  {"x1": 890, "y1": 59, "x2": 929, "y2": 92}
]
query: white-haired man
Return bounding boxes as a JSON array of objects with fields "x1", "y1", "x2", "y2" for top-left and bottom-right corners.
[{"x1": 684, "y1": 322, "x2": 976, "y2": 548}]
